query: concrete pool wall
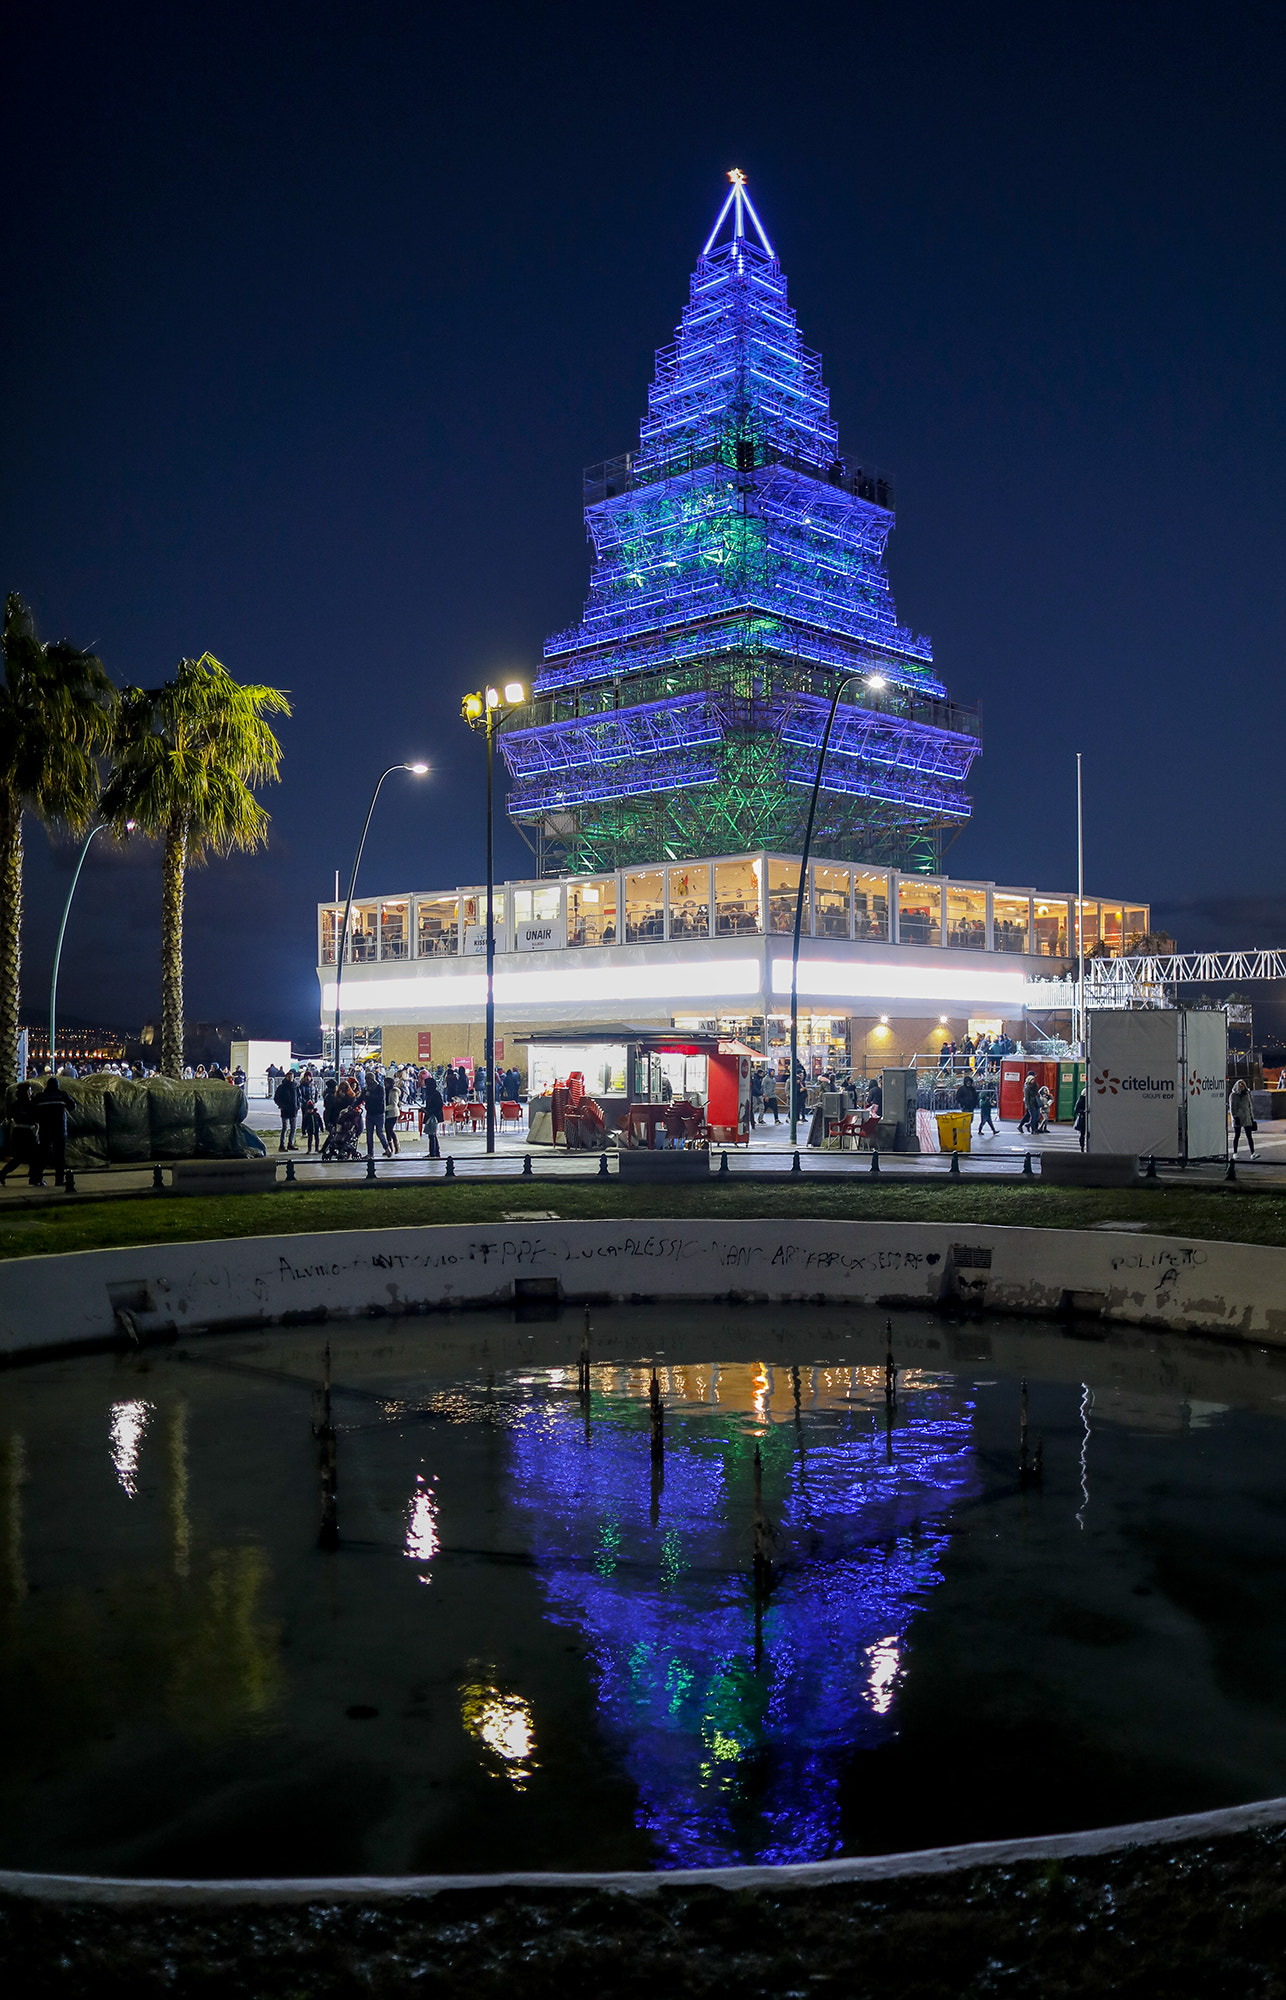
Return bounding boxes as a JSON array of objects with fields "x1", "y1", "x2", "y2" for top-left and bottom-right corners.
[{"x1": 1, "y1": 1218, "x2": 1284, "y2": 1360}]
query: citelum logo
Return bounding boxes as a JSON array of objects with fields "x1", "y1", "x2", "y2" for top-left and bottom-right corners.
[{"x1": 1094, "y1": 1067, "x2": 1119, "y2": 1096}]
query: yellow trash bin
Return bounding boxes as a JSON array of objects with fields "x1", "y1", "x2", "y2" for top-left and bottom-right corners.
[{"x1": 935, "y1": 1110, "x2": 973, "y2": 1155}]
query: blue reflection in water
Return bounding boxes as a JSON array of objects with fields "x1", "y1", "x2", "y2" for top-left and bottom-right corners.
[{"x1": 508, "y1": 1366, "x2": 978, "y2": 1866}]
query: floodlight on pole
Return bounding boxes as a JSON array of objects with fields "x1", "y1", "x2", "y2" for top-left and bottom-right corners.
[
  {"x1": 789, "y1": 670, "x2": 866, "y2": 1145},
  {"x1": 49, "y1": 819, "x2": 135, "y2": 1074},
  {"x1": 462, "y1": 677, "x2": 529, "y2": 1153},
  {"x1": 332, "y1": 763, "x2": 429, "y2": 1081}
]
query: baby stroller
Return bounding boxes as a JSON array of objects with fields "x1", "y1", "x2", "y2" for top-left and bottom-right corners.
[{"x1": 322, "y1": 1099, "x2": 364, "y2": 1162}]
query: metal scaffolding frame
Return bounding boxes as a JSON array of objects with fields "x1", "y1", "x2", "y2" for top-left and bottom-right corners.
[
  {"x1": 1029, "y1": 949, "x2": 1286, "y2": 1013},
  {"x1": 502, "y1": 172, "x2": 979, "y2": 876}
]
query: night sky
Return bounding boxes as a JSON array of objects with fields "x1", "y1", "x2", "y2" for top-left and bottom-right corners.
[{"x1": 5, "y1": 4, "x2": 1284, "y2": 1045}]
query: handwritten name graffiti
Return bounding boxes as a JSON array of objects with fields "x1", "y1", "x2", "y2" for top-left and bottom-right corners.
[
  {"x1": 268, "y1": 1232, "x2": 948, "y2": 1292},
  {"x1": 1109, "y1": 1246, "x2": 1208, "y2": 1273}
]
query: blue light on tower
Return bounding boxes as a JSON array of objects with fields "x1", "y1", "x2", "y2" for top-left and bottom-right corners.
[{"x1": 499, "y1": 170, "x2": 982, "y2": 875}]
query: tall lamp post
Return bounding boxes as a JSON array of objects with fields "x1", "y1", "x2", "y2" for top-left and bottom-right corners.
[
  {"x1": 461, "y1": 679, "x2": 527, "y2": 1153},
  {"x1": 49, "y1": 818, "x2": 134, "y2": 1072},
  {"x1": 332, "y1": 763, "x2": 428, "y2": 1080},
  {"x1": 789, "y1": 670, "x2": 877, "y2": 1145}
]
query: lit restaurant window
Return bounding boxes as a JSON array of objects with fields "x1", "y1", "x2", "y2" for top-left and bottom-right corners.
[
  {"x1": 898, "y1": 879, "x2": 941, "y2": 947},
  {"x1": 380, "y1": 900, "x2": 408, "y2": 961},
  {"x1": 813, "y1": 863, "x2": 850, "y2": 939},
  {"x1": 992, "y1": 893, "x2": 1030, "y2": 955},
  {"x1": 623, "y1": 869, "x2": 664, "y2": 943},
  {"x1": 854, "y1": 870, "x2": 889, "y2": 941},
  {"x1": 1033, "y1": 898, "x2": 1070, "y2": 958},
  {"x1": 667, "y1": 864, "x2": 710, "y2": 939},
  {"x1": 767, "y1": 858, "x2": 806, "y2": 935},
  {"x1": 715, "y1": 857, "x2": 762, "y2": 936},
  {"x1": 944, "y1": 885, "x2": 986, "y2": 951},
  {"x1": 416, "y1": 894, "x2": 459, "y2": 958},
  {"x1": 349, "y1": 903, "x2": 378, "y2": 963},
  {"x1": 567, "y1": 877, "x2": 617, "y2": 946}
]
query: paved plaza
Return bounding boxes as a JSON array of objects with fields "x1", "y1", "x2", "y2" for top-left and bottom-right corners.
[{"x1": 3, "y1": 1093, "x2": 1283, "y2": 1206}]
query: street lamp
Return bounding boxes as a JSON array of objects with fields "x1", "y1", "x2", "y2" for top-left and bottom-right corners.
[
  {"x1": 461, "y1": 679, "x2": 528, "y2": 1152},
  {"x1": 49, "y1": 819, "x2": 134, "y2": 1072},
  {"x1": 789, "y1": 669, "x2": 870, "y2": 1144},
  {"x1": 332, "y1": 763, "x2": 429, "y2": 1082}
]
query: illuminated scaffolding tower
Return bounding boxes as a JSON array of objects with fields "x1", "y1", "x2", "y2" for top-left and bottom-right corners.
[{"x1": 500, "y1": 171, "x2": 981, "y2": 876}]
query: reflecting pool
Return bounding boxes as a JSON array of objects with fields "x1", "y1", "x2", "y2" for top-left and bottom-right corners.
[{"x1": 4, "y1": 1304, "x2": 1286, "y2": 1876}]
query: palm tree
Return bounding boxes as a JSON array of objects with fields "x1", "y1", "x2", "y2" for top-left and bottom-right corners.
[
  {"x1": 100, "y1": 655, "x2": 290, "y2": 1078},
  {"x1": 0, "y1": 594, "x2": 116, "y2": 1092}
]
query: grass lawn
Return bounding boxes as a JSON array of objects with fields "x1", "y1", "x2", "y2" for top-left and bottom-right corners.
[{"x1": 4, "y1": 1176, "x2": 1286, "y2": 1261}]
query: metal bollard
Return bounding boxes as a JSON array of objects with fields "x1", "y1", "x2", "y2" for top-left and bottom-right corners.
[
  {"x1": 152, "y1": 1165, "x2": 165, "y2": 1191},
  {"x1": 1022, "y1": 1152, "x2": 1033, "y2": 1178},
  {"x1": 64, "y1": 1169, "x2": 76, "y2": 1195},
  {"x1": 445, "y1": 1155, "x2": 456, "y2": 1179},
  {"x1": 949, "y1": 1148, "x2": 961, "y2": 1176},
  {"x1": 869, "y1": 1149, "x2": 880, "y2": 1175},
  {"x1": 719, "y1": 1151, "x2": 729, "y2": 1175},
  {"x1": 1225, "y1": 1158, "x2": 1236, "y2": 1183},
  {"x1": 285, "y1": 1156, "x2": 296, "y2": 1183},
  {"x1": 1145, "y1": 1155, "x2": 1158, "y2": 1180},
  {"x1": 365, "y1": 1156, "x2": 377, "y2": 1181},
  {"x1": 598, "y1": 1151, "x2": 609, "y2": 1177},
  {"x1": 791, "y1": 1150, "x2": 801, "y2": 1174},
  {"x1": 522, "y1": 1153, "x2": 533, "y2": 1177}
]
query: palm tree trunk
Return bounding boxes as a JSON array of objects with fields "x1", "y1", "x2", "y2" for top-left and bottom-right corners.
[
  {"x1": 161, "y1": 815, "x2": 187, "y2": 1079},
  {"x1": 0, "y1": 789, "x2": 22, "y2": 1096}
]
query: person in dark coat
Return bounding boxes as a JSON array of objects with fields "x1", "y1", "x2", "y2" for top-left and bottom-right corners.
[
  {"x1": 273, "y1": 1068, "x2": 300, "y2": 1150},
  {"x1": 0, "y1": 1083, "x2": 41, "y2": 1186},
  {"x1": 422, "y1": 1072, "x2": 444, "y2": 1158},
  {"x1": 363, "y1": 1070, "x2": 389, "y2": 1159},
  {"x1": 1072, "y1": 1088, "x2": 1087, "y2": 1151},
  {"x1": 34, "y1": 1075, "x2": 75, "y2": 1186},
  {"x1": 977, "y1": 1080, "x2": 997, "y2": 1134},
  {"x1": 955, "y1": 1073, "x2": 979, "y2": 1130}
]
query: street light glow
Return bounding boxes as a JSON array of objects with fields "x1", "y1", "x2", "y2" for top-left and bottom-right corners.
[
  {"x1": 503, "y1": 680, "x2": 526, "y2": 704},
  {"x1": 867, "y1": 674, "x2": 887, "y2": 690},
  {"x1": 407, "y1": 761, "x2": 429, "y2": 775},
  {"x1": 485, "y1": 686, "x2": 500, "y2": 709}
]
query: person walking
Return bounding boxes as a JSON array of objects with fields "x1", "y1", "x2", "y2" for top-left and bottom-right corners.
[
  {"x1": 422, "y1": 1070, "x2": 444, "y2": 1159},
  {"x1": 1072, "y1": 1087, "x2": 1087, "y2": 1152},
  {"x1": 363, "y1": 1069, "x2": 390, "y2": 1160},
  {"x1": 955, "y1": 1071, "x2": 979, "y2": 1131},
  {"x1": 750, "y1": 1066, "x2": 764, "y2": 1129},
  {"x1": 274, "y1": 1067, "x2": 300, "y2": 1150},
  {"x1": 34, "y1": 1074, "x2": 75, "y2": 1187},
  {"x1": 384, "y1": 1069, "x2": 402, "y2": 1154},
  {"x1": 299, "y1": 1069, "x2": 323, "y2": 1154},
  {"x1": 1230, "y1": 1077, "x2": 1256, "y2": 1156},
  {"x1": 1019, "y1": 1071, "x2": 1041, "y2": 1136},
  {"x1": 0, "y1": 1083, "x2": 41, "y2": 1186},
  {"x1": 977, "y1": 1079, "x2": 997, "y2": 1134}
]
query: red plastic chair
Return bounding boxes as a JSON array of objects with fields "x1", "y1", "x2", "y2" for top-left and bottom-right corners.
[{"x1": 499, "y1": 1100, "x2": 522, "y2": 1130}]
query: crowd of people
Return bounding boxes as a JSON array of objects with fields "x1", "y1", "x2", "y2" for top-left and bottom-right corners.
[{"x1": 269, "y1": 1060, "x2": 525, "y2": 1162}]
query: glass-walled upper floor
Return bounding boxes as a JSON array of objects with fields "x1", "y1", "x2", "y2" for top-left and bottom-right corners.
[{"x1": 319, "y1": 856, "x2": 1150, "y2": 965}]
